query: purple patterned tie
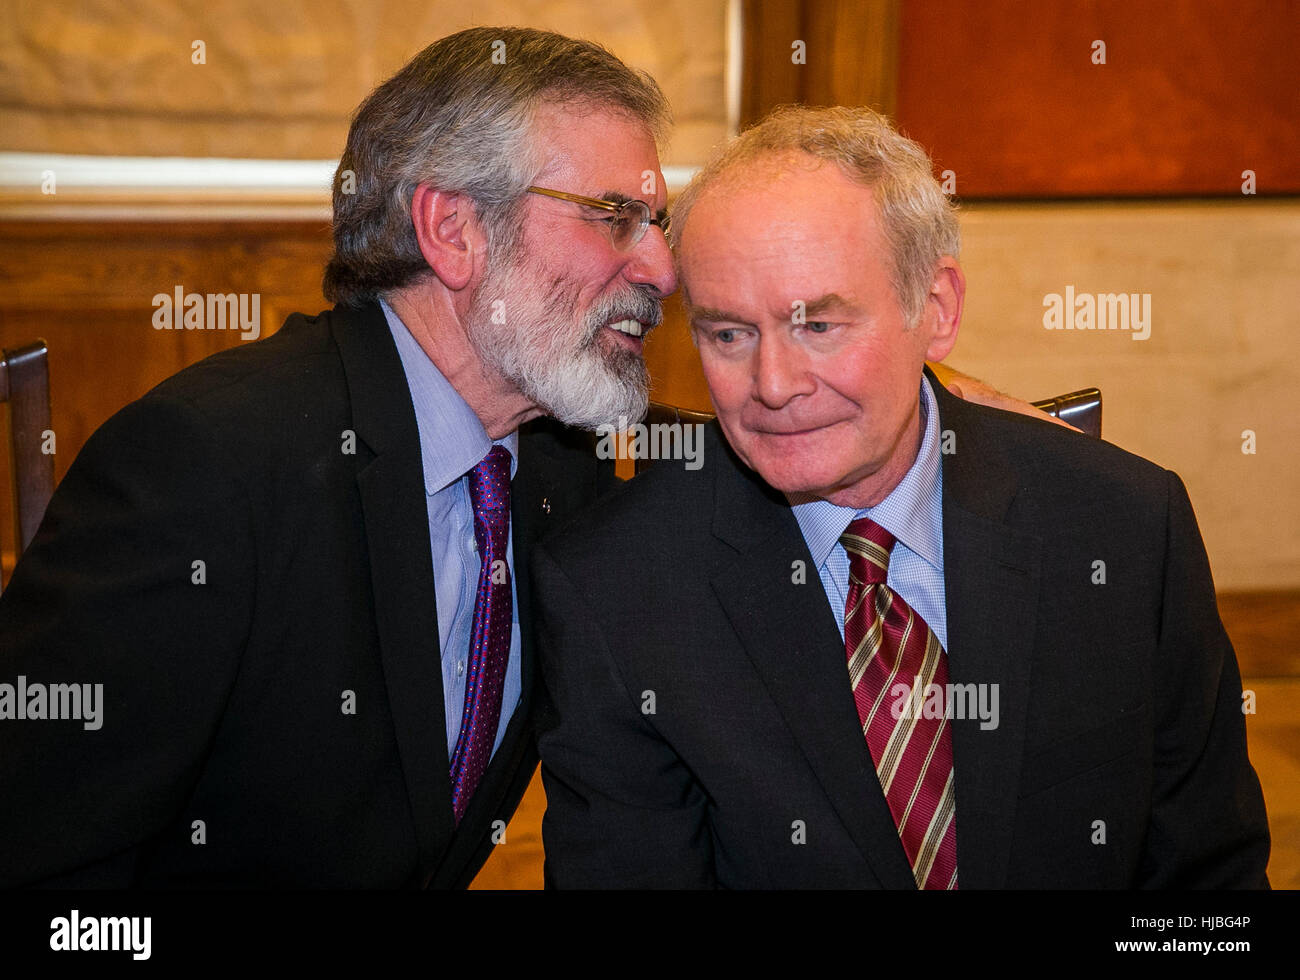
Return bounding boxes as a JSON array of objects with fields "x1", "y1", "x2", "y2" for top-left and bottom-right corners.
[{"x1": 449, "y1": 444, "x2": 513, "y2": 823}]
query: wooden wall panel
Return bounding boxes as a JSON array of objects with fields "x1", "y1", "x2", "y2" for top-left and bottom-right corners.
[
  {"x1": 801, "y1": 0, "x2": 899, "y2": 116},
  {"x1": 740, "y1": 0, "x2": 805, "y2": 127},
  {"x1": 740, "y1": 0, "x2": 900, "y2": 127},
  {"x1": 895, "y1": 0, "x2": 1300, "y2": 197},
  {"x1": 0, "y1": 218, "x2": 332, "y2": 566}
]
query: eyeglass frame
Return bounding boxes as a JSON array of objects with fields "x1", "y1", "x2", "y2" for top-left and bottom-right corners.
[{"x1": 526, "y1": 186, "x2": 669, "y2": 251}]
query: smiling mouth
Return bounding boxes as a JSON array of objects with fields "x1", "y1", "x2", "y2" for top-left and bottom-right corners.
[
  {"x1": 606, "y1": 318, "x2": 647, "y2": 338},
  {"x1": 601, "y1": 318, "x2": 652, "y2": 354},
  {"x1": 753, "y1": 420, "x2": 845, "y2": 436}
]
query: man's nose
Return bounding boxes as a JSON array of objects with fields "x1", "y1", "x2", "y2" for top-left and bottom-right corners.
[
  {"x1": 625, "y1": 225, "x2": 677, "y2": 297},
  {"x1": 754, "y1": 332, "x2": 814, "y2": 409}
]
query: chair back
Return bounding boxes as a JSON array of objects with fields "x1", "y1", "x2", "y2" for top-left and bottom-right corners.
[
  {"x1": 1030, "y1": 388, "x2": 1102, "y2": 437},
  {"x1": 1, "y1": 340, "x2": 55, "y2": 588}
]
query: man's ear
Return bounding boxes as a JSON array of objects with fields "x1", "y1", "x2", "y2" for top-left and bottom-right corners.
[
  {"x1": 923, "y1": 257, "x2": 964, "y2": 362},
  {"x1": 409, "y1": 185, "x2": 486, "y2": 291}
]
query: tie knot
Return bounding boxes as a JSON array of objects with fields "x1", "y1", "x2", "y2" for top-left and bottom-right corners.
[
  {"x1": 840, "y1": 517, "x2": 895, "y2": 585},
  {"x1": 468, "y1": 444, "x2": 512, "y2": 513}
]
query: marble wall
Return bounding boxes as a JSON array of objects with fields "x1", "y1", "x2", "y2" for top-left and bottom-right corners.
[
  {"x1": 956, "y1": 199, "x2": 1300, "y2": 590},
  {"x1": 0, "y1": 0, "x2": 728, "y2": 167}
]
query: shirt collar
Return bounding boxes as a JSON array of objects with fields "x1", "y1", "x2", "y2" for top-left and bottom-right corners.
[
  {"x1": 789, "y1": 374, "x2": 943, "y2": 572},
  {"x1": 381, "y1": 298, "x2": 519, "y2": 494}
]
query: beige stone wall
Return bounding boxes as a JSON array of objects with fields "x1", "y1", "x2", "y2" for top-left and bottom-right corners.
[
  {"x1": 951, "y1": 199, "x2": 1300, "y2": 590},
  {"x1": 0, "y1": 0, "x2": 727, "y2": 166}
]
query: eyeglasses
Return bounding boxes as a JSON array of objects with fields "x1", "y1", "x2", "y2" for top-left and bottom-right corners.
[{"x1": 527, "y1": 186, "x2": 668, "y2": 251}]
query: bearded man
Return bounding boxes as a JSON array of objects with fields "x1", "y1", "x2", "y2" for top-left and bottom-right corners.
[{"x1": 0, "y1": 26, "x2": 674, "y2": 888}]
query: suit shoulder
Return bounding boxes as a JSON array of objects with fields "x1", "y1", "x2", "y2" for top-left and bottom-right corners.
[
  {"x1": 144, "y1": 309, "x2": 346, "y2": 418},
  {"x1": 539, "y1": 420, "x2": 725, "y2": 566},
  {"x1": 73, "y1": 308, "x2": 369, "y2": 489},
  {"x1": 948, "y1": 399, "x2": 1180, "y2": 533},
  {"x1": 959, "y1": 396, "x2": 1169, "y2": 482}
]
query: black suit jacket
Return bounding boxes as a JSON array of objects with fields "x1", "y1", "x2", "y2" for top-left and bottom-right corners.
[
  {"x1": 533, "y1": 372, "x2": 1270, "y2": 888},
  {"x1": 0, "y1": 301, "x2": 612, "y2": 888}
]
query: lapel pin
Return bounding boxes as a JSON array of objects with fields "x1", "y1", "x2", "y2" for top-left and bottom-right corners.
[{"x1": 541, "y1": 496, "x2": 551, "y2": 515}]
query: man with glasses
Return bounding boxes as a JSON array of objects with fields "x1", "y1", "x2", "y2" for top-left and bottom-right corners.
[
  {"x1": 0, "y1": 26, "x2": 674, "y2": 889},
  {"x1": 1, "y1": 28, "x2": 1067, "y2": 888}
]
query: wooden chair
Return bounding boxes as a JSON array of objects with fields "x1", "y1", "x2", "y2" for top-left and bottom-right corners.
[
  {"x1": 635, "y1": 387, "x2": 1102, "y2": 475},
  {"x1": 1, "y1": 340, "x2": 55, "y2": 589}
]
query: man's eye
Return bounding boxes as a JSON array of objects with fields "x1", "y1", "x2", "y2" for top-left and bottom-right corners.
[
  {"x1": 806, "y1": 321, "x2": 831, "y2": 333},
  {"x1": 715, "y1": 328, "x2": 736, "y2": 343}
]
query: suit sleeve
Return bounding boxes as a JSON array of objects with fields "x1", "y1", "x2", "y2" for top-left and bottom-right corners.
[
  {"x1": 0, "y1": 393, "x2": 255, "y2": 886},
  {"x1": 1139, "y1": 470, "x2": 1270, "y2": 887},
  {"x1": 532, "y1": 543, "x2": 715, "y2": 888}
]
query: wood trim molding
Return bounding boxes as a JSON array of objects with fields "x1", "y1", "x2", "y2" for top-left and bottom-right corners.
[{"x1": 739, "y1": 0, "x2": 901, "y2": 128}]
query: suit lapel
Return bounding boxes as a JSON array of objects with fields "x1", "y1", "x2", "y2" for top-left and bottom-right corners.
[
  {"x1": 930, "y1": 375, "x2": 1041, "y2": 888},
  {"x1": 507, "y1": 420, "x2": 609, "y2": 755},
  {"x1": 333, "y1": 303, "x2": 455, "y2": 883},
  {"x1": 707, "y1": 432, "x2": 918, "y2": 889},
  {"x1": 334, "y1": 307, "x2": 610, "y2": 887},
  {"x1": 510, "y1": 427, "x2": 565, "y2": 703}
]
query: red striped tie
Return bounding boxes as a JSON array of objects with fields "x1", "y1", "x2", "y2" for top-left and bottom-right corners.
[{"x1": 841, "y1": 517, "x2": 958, "y2": 890}]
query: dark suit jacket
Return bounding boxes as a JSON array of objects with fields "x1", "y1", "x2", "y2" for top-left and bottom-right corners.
[
  {"x1": 0, "y1": 300, "x2": 612, "y2": 888},
  {"x1": 533, "y1": 371, "x2": 1270, "y2": 888}
]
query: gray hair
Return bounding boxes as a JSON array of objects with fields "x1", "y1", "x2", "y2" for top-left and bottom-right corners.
[
  {"x1": 670, "y1": 105, "x2": 959, "y2": 327},
  {"x1": 323, "y1": 27, "x2": 670, "y2": 307}
]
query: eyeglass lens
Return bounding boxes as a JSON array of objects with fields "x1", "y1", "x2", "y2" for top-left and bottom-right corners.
[{"x1": 610, "y1": 200, "x2": 650, "y2": 250}]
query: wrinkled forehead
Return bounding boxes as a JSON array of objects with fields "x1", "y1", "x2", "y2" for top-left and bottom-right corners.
[
  {"x1": 684, "y1": 153, "x2": 877, "y2": 254},
  {"x1": 529, "y1": 99, "x2": 666, "y2": 194}
]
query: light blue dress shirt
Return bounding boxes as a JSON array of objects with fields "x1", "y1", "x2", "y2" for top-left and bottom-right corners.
[
  {"x1": 789, "y1": 376, "x2": 947, "y2": 650},
  {"x1": 381, "y1": 299, "x2": 522, "y2": 760}
]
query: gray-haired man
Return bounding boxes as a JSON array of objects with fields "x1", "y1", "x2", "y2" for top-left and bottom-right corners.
[{"x1": 0, "y1": 26, "x2": 673, "y2": 888}]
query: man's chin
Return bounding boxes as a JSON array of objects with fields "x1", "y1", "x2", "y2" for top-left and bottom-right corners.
[
  {"x1": 735, "y1": 450, "x2": 836, "y2": 499},
  {"x1": 537, "y1": 372, "x2": 649, "y2": 432},
  {"x1": 736, "y1": 456, "x2": 809, "y2": 493}
]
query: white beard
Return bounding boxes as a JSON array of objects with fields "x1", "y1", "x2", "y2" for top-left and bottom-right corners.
[{"x1": 466, "y1": 252, "x2": 658, "y2": 431}]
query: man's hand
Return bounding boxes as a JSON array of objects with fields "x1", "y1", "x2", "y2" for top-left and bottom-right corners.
[{"x1": 929, "y1": 362, "x2": 1081, "y2": 432}]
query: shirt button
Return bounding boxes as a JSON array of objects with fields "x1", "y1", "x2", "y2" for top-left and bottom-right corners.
[{"x1": 457, "y1": 661, "x2": 465, "y2": 677}]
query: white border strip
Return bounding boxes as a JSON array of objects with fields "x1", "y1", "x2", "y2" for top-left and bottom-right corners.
[
  {"x1": 0, "y1": 152, "x2": 337, "y2": 190},
  {"x1": 0, "y1": 153, "x2": 699, "y2": 194}
]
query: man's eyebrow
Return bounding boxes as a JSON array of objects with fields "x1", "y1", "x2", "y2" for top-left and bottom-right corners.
[
  {"x1": 688, "y1": 306, "x2": 752, "y2": 326},
  {"x1": 600, "y1": 190, "x2": 667, "y2": 223},
  {"x1": 801, "y1": 293, "x2": 859, "y2": 317}
]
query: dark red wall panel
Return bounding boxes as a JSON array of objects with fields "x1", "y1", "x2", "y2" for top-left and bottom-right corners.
[{"x1": 895, "y1": 0, "x2": 1299, "y2": 197}]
